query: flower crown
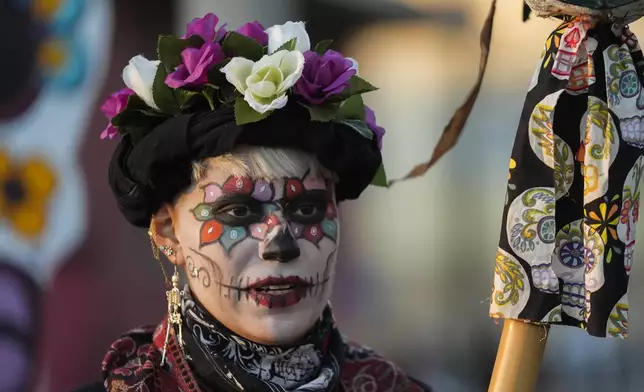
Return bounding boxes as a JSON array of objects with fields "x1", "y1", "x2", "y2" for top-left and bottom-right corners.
[{"x1": 99, "y1": 14, "x2": 387, "y2": 186}]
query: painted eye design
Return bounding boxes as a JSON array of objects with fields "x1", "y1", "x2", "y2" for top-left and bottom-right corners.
[
  {"x1": 295, "y1": 205, "x2": 318, "y2": 217},
  {"x1": 226, "y1": 206, "x2": 252, "y2": 218}
]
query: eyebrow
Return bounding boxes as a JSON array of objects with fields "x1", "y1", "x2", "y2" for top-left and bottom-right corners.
[{"x1": 207, "y1": 193, "x2": 256, "y2": 206}]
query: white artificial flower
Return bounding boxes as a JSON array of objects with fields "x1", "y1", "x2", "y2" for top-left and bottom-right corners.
[
  {"x1": 347, "y1": 57, "x2": 359, "y2": 74},
  {"x1": 221, "y1": 50, "x2": 305, "y2": 114},
  {"x1": 122, "y1": 55, "x2": 160, "y2": 110},
  {"x1": 265, "y1": 21, "x2": 310, "y2": 54}
]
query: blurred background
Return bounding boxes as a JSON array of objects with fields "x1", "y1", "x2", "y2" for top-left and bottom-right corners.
[{"x1": 2, "y1": 0, "x2": 644, "y2": 391}]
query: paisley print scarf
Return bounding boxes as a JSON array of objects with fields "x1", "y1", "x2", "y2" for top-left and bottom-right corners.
[{"x1": 180, "y1": 289, "x2": 343, "y2": 392}]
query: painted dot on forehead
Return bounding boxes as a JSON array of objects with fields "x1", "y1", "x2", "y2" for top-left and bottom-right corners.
[
  {"x1": 252, "y1": 180, "x2": 274, "y2": 201},
  {"x1": 222, "y1": 176, "x2": 253, "y2": 194},
  {"x1": 303, "y1": 176, "x2": 326, "y2": 190},
  {"x1": 285, "y1": 179, "x2": 304, "y2": 200},
  {"x1": 203, "y1": 184, "x2": 222, "y2": 203},
  {"x1": 220, "y1": 226, "x2": 248, "y2": 253}
]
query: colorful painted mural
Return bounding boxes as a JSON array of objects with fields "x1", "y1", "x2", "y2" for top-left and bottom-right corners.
[{"x1": 0, "y1": 1, "x2": 113, "y2": 391}]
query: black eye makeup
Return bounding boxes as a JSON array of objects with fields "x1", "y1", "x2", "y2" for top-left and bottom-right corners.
[
  {"x1": 205, "y1": 194, "x2": 264, "y2": 226},
  {"x1": 283, "y1": 190, "x2": 328, "y2": 224}
]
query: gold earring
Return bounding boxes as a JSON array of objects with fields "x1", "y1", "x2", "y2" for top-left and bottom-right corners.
[
  {"x1": 162, "y1": 266, "x2": 184, "y2": 365},
  {"x1": 161, "y1": 246, "x2": 175, "y2": 257},
  {"x1": 148, "y1": 219, "x2": 170, "y2": 286},
  {"x1": 148, "y1": 220, "x2": 161, "y2": 260}
]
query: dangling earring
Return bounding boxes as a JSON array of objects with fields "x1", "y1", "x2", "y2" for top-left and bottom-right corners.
[
  {"x1": 162, "y1": 265, "x2": 184, "y2": 365},
  {"x1": 148, "y1": 220, "x2": 170, "y2": 285},
  {"x1": 149, "y1": 219, "x2": 183, "y2": 364}
]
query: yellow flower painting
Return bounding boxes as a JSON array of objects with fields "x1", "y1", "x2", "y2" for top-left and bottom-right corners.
[{"x1": 0, "y1": 150, "x2": 56, "y2": 239}]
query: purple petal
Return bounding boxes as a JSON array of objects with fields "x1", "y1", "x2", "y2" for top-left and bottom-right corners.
[
  {"x1": 165, "y1": 65, "x2": 190, "y2": 88},
  {"x1": 295, "y1": 78, "x2": 324, "y2": 104},
  {"x1": 100, "y1": 124, "x2": 118, "y2": 140},
  {"x1": 100, "y1": 98, "x2": 117, "y2": 118},
  {"x1": 187, "y1": 44, "x2": 220, "y2": 83},
  {"x1": 184, "y1": 13, "x2": 221, "y2": 42},
  {"x1": 313, "y1": 61, "x2": 333, "y2": 87},
  {"x1": 100, "y1": 88, "x2": 133, "y2": 120},
  {"x1": 209, "y1": 42, "x2": 226, "y2": 63},
  {"x1": 296, "y1": 49, "x2": 360, "y2": 104},
  {"x1": 181, "y1": 47, "x2": 203, "y2": 73},
  {"x1": 323, "y1": 68, "x2": 355, "y2": 94},
  {"x1": 322, "y1": 50, "x2": 346, "y2": 62},
  {"x1": 237, "y1": 21, "x2": 268, "y2": 46},
  {"x1": 365, "y1": 106, "x2": 385, "y2": 150}
]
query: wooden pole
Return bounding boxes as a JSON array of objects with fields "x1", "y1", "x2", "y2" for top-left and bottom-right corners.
[{"x1": 488, "y1": 319, "x2": 549, "y2": 392}]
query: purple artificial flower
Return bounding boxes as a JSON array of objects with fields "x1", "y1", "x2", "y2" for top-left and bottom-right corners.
[
  {"x1": 184, "y1": 13, "x2": 227, "y2": 42},
  {"x1": 364, "y1": 106, "x2": 385, "y2": 150},
  {"x1": 295, "y1": 50, "x2": 356, "y2": 105},
  {"x1": 237, "y1": 21, "x2": 268, "y2": 46},
  {"x1": 166, "y1": 42, "x2": 226, "y2": 88},
  {"x1": 100, "y1": 88, "x2": 134, "y2": 140}
]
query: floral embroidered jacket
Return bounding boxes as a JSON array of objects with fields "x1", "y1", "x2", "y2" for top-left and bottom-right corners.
[{"x1": 75, "y1": 318, "x2": 432, "y2": 392}]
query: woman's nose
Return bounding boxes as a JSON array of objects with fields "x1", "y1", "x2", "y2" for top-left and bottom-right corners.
[{"x1": 261, "y1": 226, "x2": 300, "y2": 262}]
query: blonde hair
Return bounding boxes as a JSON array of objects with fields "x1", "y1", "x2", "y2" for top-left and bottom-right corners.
[{"x1": 192, "y1": 146, "x2": 334, "y2": 183}]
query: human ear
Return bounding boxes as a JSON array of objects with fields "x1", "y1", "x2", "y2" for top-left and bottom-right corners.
[{"x1": 150, "y1": 204, "x2": 186, "y2": 266}]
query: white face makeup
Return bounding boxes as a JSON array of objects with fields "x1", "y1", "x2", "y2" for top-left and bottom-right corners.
[{"x1": 170, "y1": 159, "x2": 339, "y2": 345}]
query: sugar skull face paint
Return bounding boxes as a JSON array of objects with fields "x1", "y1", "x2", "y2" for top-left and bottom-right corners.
[{"x1": 171, "y1": 159, "x2": 339, "y2": 345}]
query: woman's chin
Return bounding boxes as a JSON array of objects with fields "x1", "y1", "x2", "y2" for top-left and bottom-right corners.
[{"x1": 233, "y1": 302, "x2": 326, "y2": 345}]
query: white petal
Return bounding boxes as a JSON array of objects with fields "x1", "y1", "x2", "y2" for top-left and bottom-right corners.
[
  {"x1": 253, "y1": 50, "x2": 288, "y2": 72},
  {"x1": 244, "y1": 90, "x2": 288, "y2": 114},
  {"x1": 248, "y1": 81, "x2": 277, "y2": 98},
  {"x1": 347, "y1": 57, "x2": 359, "y2": 74},
  {"x1": 277, "y1": 51, "x2": 305, "y2": 94},
  {"x1": 265, "y1": 21, "x2": 311, "y2": 54},
  {"x1": 122, "y1": 55, "x2": 160, "y2": 110},
  {"x1": 221, "y1": 57, "x2": 255, "y2": 93}
]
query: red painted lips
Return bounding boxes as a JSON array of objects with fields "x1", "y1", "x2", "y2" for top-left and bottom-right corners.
[{"x1": 247, "y1": 276, "x2": 313, "y2": 309}]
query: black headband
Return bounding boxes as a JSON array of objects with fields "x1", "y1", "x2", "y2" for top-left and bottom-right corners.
[{"x1": 108, "y1": 102, "x2": 381, "y2": 227}]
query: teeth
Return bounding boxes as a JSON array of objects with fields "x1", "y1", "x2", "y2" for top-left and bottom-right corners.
[{"x1": 266, "y1": 285, "x2": 292, "y2": 290}]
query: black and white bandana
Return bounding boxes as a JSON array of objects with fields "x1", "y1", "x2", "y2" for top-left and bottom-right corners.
[{"x1": 180, "y1": 288, "x2": 344, "y2": 392}]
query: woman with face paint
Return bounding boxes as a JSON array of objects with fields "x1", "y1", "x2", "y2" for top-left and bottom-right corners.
[{"x1": 77, "y1": 13, "x2": 432, "y2": 392}]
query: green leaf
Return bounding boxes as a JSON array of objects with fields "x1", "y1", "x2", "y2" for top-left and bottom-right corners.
[
  {"x1": 217, "y1": 84, "x2": 238, "y2": 105},
  {"x1": 177, "y1": 90, "x2": 200, "y2": 109},
  {"x1": 222, "y1": 32, "x2": 264, "y2": 61},
  {"x1": 314, "y1": 39, "x2": 333, "y2": 55},
  {"x1": 335, "y1": 119, "x2": 373, "y2": 140},
  {"x1": 336, "y1": 95, "x2": 365, "y2": 120},
  {"x1": 330, "y1": 75, "x2": 378, "y2": 102},
  {"x1": 112, "y1": 95, "x2": 167, "y2": 135},
  {"x1": 234, "y1": 97, "x2": 270, "y2": 125},
  {"x1": 157, "y1": 35, "x2": 204, "y2": 72},
  {"x1": 152, "y1": 66, "x2": 180, "y2": 115},
  {"x1": 303, "y1": 103, "x2": 341, "y2": 122},
  {"x1": 371, "y1": 163, "x2": 388, "y2": 187},
  {"x1": 205, "y1": 58, "x2": 231, "y2": 88},
  {"x1": 276, "y1": 38, "x2": 297, "y2": 52}
]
